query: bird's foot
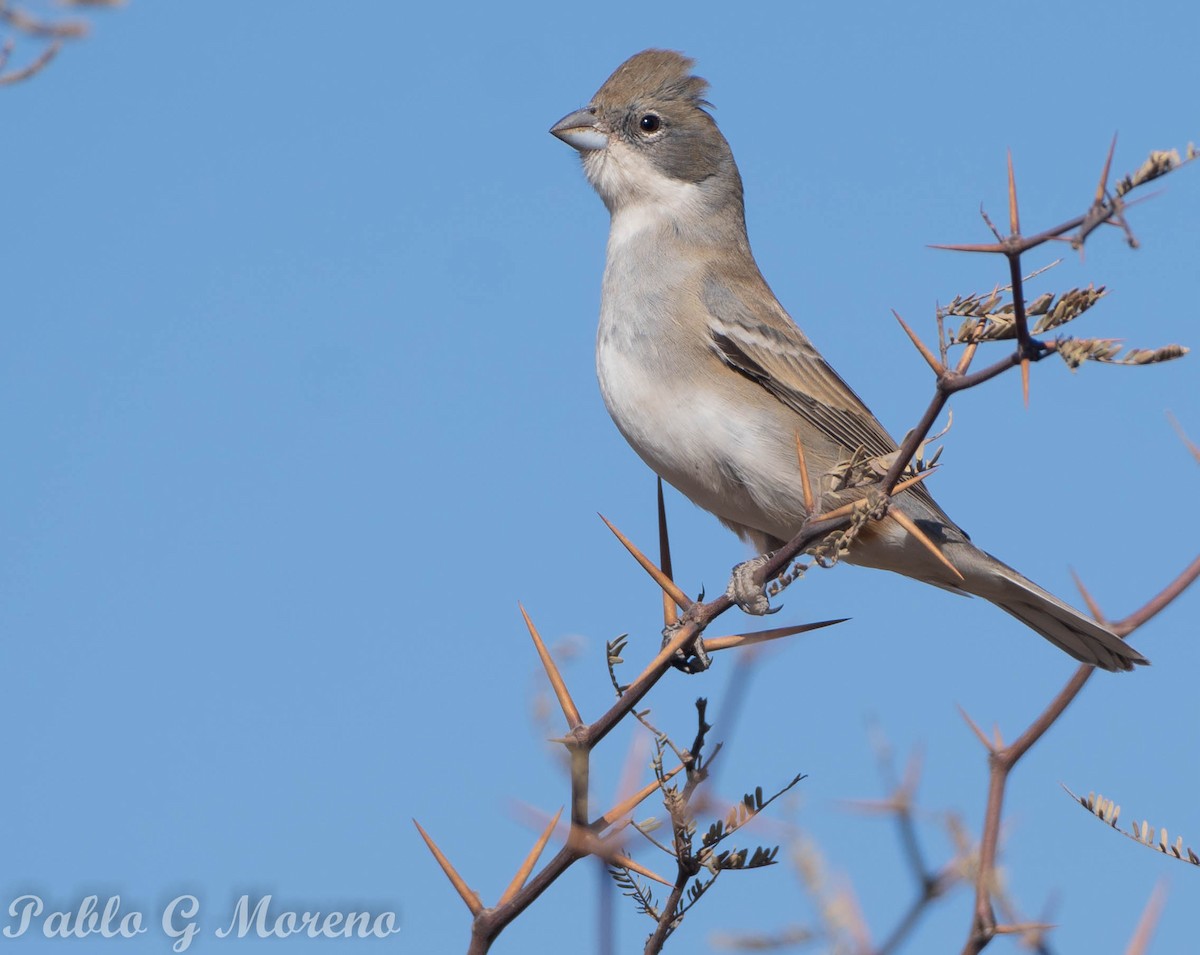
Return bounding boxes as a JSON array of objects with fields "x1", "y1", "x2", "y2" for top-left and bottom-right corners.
[
  {"x1": 725, "y1": 554, "x2": 781, "y2": 616},
  {"x1": 661, "y1": 617, "x2": 712, "y2": 674}
]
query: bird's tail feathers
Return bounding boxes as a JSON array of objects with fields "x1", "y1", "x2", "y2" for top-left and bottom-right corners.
[{"x1": 959, "y1": 550, "x2": 1148, "y2": 672}]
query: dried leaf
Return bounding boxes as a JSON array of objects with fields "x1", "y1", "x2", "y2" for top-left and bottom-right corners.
[
  {"x1": 1064, "y1": 786, "x2": 1200, "y2": 868},
  {"x1": 1057, "y1": 339, "x2": 1188, "y2": 370},
  {"x1": 1114, "y1": 149, "x2": 1184, "y2": 197}
]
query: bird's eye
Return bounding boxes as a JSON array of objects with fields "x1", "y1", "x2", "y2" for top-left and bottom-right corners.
[{"x1": 639, "y1": 114, "x2": 661, "y2": 133}]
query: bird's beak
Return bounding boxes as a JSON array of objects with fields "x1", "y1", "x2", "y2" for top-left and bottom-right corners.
[{"x1": 550, "y1": 108, "x2": 607, "y2": 152}]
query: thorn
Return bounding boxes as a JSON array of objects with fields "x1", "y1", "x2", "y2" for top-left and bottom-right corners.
[
  {"x1": 892, "y1": 468, "x2": 937, "y2": 497},
  {"x1": 1068, "y1": 568, "x2": 1107, "y2": 623},
  {"x1": 839, "y1": 795, "x2": 905, "y2": 816},
  {"x1": 887, "y1": 509, "x2": 964, "y2": 582},
  {"x1": 992, "y1": 723, "x2": 1005, "y2": 749},
  {"x1": 928, "y1": 241, "x2": 1006, "y2": 254},
  {"x1": 1096, "y1": 133, "x2": 1118, "y2": 204},
  {"x1": 900, "y1": 747, "x2": 924, "y2": 797},
  {"x1": 520, "y1": 604, "x2": 583, "y2": 730},
  {"x1": 613, "y1": 735, "x2": 651, "y2": 827},
  {"x1": 1121, "y1": 189, "x2": 1165, "y2": 212},
  {"x1": 980, "y1": 202, "x2": 1004, "y2": 242},
  {"x1": 413, "y1": 819, "x2": 483, "y2": 916},
  {"x1": 956, "y1": 704, "x2": 996, "y2": 753},
  {"x1": 1020, "y1": 357, "x2": 1030, "y2": 408},
  {"x1": 610, "y1": 851, "x2": 673, "y2": 887},
  {"x1": 598, "y1": 513, "x2": 693, "y2": 612},
  {"x1": 594, "y1": 766, "x2": 683, "y2": 832},
  {"x1": 1007, "y1": 148, "x2": 1020, "y2": 235},
  {"x1": 956, "y1": 341, "x2": 978, "y2": 374},
  {"x1": 498, "y1": 808, "x2": 562, "y2": 906},
  {"x1": 811, "y1": 474, "x2": 934, "y2": 528},
  {"x1": 992, "y1": 922, "x2": 1057, "y2": 937},
  {"x1": 1166, "y1": 410, "x2": 1200, "y2": 464},
  {"x1": 656, "y1": 479, "x2": 678, "y2": 628},
  {"x1": 1125, "y1": 880, "x2": 1168, "y2": 955},
  {"x1": 794, "y1": 432, "x2": 815, "y2": 514},
  {"x1": 702, "y1": 618, "x2": 848, "y2": 653},
  {"x1": 892, "y1": 309, "x2": 946, "y2": 375},
  {"x1": 808, "y1": 499, "x2": 859, "y2": 524}
]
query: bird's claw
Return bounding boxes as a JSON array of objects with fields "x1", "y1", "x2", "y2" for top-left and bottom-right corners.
[
  {"x1": 726, "y1": 554, "x2": 781, "y2": 616},
  {"x1": 661, "y1": 620, "x2": 711, "y2": 674}
]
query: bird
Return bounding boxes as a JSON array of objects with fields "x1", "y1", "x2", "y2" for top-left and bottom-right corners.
[{"x1": 549, "y1": 49, "x2": 1147, "y2": 672}]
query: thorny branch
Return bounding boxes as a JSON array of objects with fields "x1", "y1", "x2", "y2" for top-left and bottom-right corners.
[
  {"x1": 958, "y1": 543, "x2": 1200, "y2": 955},
  {"x1": 417, "y1": 141, "x2": 1199, "y2": 953},
  {"x1": 0, "y1": 0, "x2": 116, "y2": 86},
  {"x1": 920, "y1": 142, "x2": 1200, "y2": 955}
]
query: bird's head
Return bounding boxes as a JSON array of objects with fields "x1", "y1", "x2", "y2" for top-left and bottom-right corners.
[{"x1": 550, "y1": 50, "x2": 742, "y2": 218}]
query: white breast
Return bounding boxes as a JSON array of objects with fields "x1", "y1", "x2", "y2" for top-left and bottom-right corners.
[{"x1": 595, "y1": 241, "x2": 804, "y2": 539}]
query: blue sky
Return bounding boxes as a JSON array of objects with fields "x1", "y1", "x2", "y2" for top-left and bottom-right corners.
[{"x1": 3, "y1": 1, "x2": 1198, "y2": 952}]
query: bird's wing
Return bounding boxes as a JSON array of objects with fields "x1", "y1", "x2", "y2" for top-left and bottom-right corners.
[{"x1": 702, "y1": 268, "x2": 949, "y2": 519}]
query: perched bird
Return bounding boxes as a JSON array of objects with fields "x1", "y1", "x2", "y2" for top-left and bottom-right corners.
[{"x1": 550, "y1": 49, "x2": 1147, "y2": 672}]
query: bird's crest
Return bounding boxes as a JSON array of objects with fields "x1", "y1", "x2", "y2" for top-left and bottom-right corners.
[{"x1": 594, "y1": 49, "x2": 711, "y2": 111}]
